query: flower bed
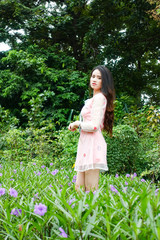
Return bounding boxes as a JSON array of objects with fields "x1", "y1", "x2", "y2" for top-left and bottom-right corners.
[{"x1": 0, "y1": 162, "x2": 160, "y2": 239}]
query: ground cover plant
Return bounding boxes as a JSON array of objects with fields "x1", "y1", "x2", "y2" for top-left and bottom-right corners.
[{"x1": 0, "y1": 162, "x2": 160, "y2": 239}]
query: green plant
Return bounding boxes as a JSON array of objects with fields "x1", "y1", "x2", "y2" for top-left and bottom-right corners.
[
  {"x1": 0, "y1": 105, "x2": 19, "y2": 134},
  {"x1": 0, "y1": 162, "x2": 160, "y2": 239},
  {"x1": 53, "y1": 128, "x2": 79, "y2": 169},
  {"x1": 0, "y1": 125, "x2": 56, "y2": 165},
  {"x1": 104, "y1": 124, "x2": 145, "y2": 175},
  {"x1": 123, "y1": 105, "x2": 160, "y2": 135}
]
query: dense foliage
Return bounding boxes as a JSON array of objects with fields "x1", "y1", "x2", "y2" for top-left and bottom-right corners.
[{"x1": 0, "y1": 0, "x2": 160, "y2": 127}]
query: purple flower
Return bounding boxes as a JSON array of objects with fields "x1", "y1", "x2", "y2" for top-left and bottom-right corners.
[
  {"x1": 155, "y1": 188, "x2": 159, "y2": 196},
  {"x1": 50, "y1": 163, "x2": 53, "y2": 166},
  {"x1": 0, "y1": 173, "x2": 2, "y2": 177},
  {"x1": 51, "y1": 169, "x2": 58, "y2": 175},
  {"x1": 59, "y1": 227, "x2": 68, "y2": 238},
  {"x1": 72, "y1": 175, "x2": 77, "y2": 183},
  {"x1": 0, "y1": 188, "x2": 5, "y2": 196},
  {"x1": 10, "y1": 178, "x2": 14, "y2": 181},
  {"x1": 13, "y1": 169, "x2": 17, "y2": 173},
  {"x1": 9, "y1": 188, "x2": 18, "y2": 197},
  {"x1": 141, "y1": 178, "x2": 146, "y2": 182},
  {"x1": 20, "y1": 162, "x2": 23, "y2": 164},
  {"x1": 110, "y1": 185, "x2": 118, "y2": 193},
  {"x1": 34, "y1": 203, "x2": 47, "y2": 216},
  {"x1": 123, "y1": 187, "x2": 128, "y2": 192},
  {"x1": 115, "y1": 174, "x2": 119, "y2": 178},
  {"x1": 33, "y1": 163, "x2": 36, "y2": 166},
  {"x1": 85, "y1": 204, "x2": 89, "y2": 208},
  {"x1": 66, "y1": 175, "x2": 69, "y2": 178},
  {"x1": 49, "y1": 184, "x2": 53, "y2": 188},
  {"x1": 21, "y1": 168, "x2": 25, "y2": 172},
  {"x1": 126, "y1": 174, "x2": 130, "y2": 177},
  {"x1": 37, "y1": 171, "x2": 41, "y2": 176},
  {"x1": 41, "y1": 165, "x2": 45, "y2": 169},
  {"x1": 93, "y1": 190, "x2": 97, "y2": 195},
  {"x1": 68, "y1": 198, "x2": 75, "y2": 208},
  {"x1": 11, "y1": 208, "x2": 22, "y2": 216},
  {"x1": 125, "y1": 181, "x2": 128, "y2": 185},
  {"x1": 133, "y1": 173, "x2": 137, "y2": 177},
  {"x1": 61, "y1": 168, "x2": 64, "y2": 170},
  {"x1": 0, "y1": 165, "x2": 2, "y2": 168},
  {"x1": 85, "y1": 191, "x2": 90, "y2": 194}
]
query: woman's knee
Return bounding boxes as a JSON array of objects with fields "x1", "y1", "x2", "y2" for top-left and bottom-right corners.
[
  {"x1": 85, "y1": 169, "x2": 99, "y2": 191},
  {"x1": 75, "y1": 183, "x2": 84, "y2": 192}
]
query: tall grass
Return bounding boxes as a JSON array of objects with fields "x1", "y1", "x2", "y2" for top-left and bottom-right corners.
[{"x1": 0, "y1": 162, "x2": 160, "y2": 239}]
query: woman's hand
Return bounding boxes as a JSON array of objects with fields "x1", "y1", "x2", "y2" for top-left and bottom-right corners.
[{"x1": 68, "y1": 121, "x2": 80, "y2": 131}]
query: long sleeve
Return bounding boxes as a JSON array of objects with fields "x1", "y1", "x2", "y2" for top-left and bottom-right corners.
[{"x1": 80, "y1": 93, "x2": 107, "y2": 132}]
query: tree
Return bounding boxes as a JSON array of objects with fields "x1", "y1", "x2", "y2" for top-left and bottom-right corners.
[
  {"x1": 147, "y1": 0, "x2": 160, "y2": 24},
  {"x1": 0, "y1": 0, "x2": 160, "y2": 125},
  {"x1": 0, "y1": 47, "x2": 88, "y2": 127}
]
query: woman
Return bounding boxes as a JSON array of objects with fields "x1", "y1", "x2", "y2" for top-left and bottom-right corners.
[{"x1": 68, "y1": 65, "x2": 115, "y2": 191}]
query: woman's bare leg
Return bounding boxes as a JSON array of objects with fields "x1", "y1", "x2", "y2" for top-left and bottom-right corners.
[
  {"x1": 85, "y1": 169, "x2": 100, "y2": 191},
  {"x1": 75, "y1": 171, "x2": 85, "y2": 192}
]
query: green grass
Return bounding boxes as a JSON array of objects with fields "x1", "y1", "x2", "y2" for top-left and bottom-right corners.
[{"x1": 0, "y1": 162, "x2": 160, "y2": 239}]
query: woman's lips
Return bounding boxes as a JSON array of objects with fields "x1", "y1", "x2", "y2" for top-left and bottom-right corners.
[{"x1": 92, "y1": 83, "x2": 96, "y2": 86}]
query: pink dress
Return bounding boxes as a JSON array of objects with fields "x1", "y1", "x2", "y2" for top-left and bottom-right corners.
[{"x1": 75, "y1": 92, "x2": 108, "y2": 172}]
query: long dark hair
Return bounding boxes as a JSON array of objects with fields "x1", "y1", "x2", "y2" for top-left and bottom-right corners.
[{"x1": 91, "y1": 65, "x2": 115, "y2": 136}]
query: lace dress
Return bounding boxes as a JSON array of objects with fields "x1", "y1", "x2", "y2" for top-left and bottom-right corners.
[{"x1": 75, "y1": 92, "x2": 108, "y2": 172}]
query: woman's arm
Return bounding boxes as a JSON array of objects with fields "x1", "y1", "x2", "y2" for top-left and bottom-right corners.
[{"x1": 68, "y1": 93, "x2": 106, "y2": 132}]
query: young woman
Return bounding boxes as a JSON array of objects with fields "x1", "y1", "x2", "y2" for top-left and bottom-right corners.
[{"x1": 68, "y1": 65, "x2": 115, "y2": 191}]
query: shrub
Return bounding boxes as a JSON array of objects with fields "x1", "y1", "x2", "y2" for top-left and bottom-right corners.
[
  {"x1": 53, "y1": 128, "x2": 79, "y2": 169},
  {"x1": 122, "y1": 105, "x2": 160, "y2": 179},
  {"x1": 0, "y1": 125, "x2": 56, "y2": 165},
  {"x1": 105, "y1": 124, "x2": 145, "y2": 175},
  {"x1": 0, "y1": 105, "x2": 19, "y2": 134},
  {"x1": 0, "y1": 123, "x2": 150, "y2": 176}
]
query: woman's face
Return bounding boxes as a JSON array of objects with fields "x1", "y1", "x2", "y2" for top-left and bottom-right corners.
[{"x1": 90, "y1": 69, "x2": 102, "y2": 93}]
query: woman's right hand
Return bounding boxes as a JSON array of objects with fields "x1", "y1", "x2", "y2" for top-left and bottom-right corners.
[
  {"x1": 68, "y1": 121, "x2": 80, "y2": 131},
  {"x1": 68, "y1": 123, "x2": 76, "y2": 131}
]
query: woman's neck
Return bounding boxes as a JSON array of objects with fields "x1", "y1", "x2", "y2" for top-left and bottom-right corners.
[{"x1": 93, "y1": 90, "x2": 101, "y2": 96}]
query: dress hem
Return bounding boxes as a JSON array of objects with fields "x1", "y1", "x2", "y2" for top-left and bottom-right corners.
[{"x1": 74, "y1": 167, "x2": 108, "y2": 172}]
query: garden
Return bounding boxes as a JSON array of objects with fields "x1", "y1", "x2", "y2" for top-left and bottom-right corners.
[{"x1": 0, "y1": 0, "x2": 160, "y2": 239}]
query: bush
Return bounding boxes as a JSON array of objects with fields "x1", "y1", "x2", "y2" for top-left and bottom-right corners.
[
  {"x1": 0, "y1": 122, "x2": 150, "y2": 176},
  {"x1": 0, "y1": 105, "x2": 19, "y2": 134},
  {"x1": 105, "y1": 124, "x2": 145, "y2": 175},
  {"x1": 0, "y1": 125, "x2": 56, "y2": 165},
  {"x1": 122, "y1": 105, "x2": 160, "y2": 179},
  {"x1": 53, "y1": 128, "x2": 79, "y2": 169}
]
